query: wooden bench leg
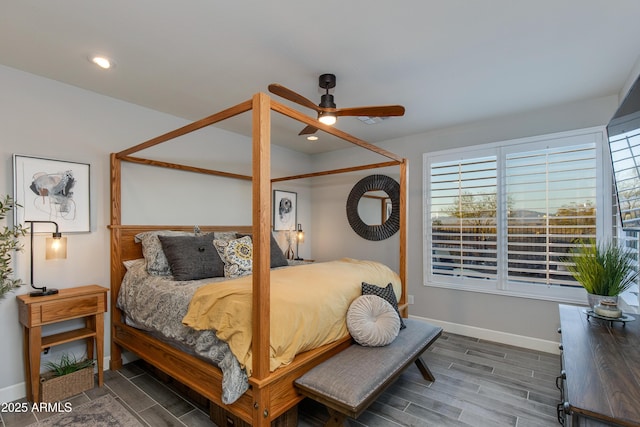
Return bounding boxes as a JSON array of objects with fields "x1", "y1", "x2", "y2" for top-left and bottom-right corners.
[
  {"x1": 325, "y1": 408, "x2": 349, "y2": 427},
  {"x1": 415, "y1": 356, "x2": 435, "y2": 382}
]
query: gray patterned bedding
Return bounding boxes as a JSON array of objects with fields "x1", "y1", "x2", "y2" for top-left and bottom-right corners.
[{"x1": 116, "y1": 258, "x2": 249, "y2": 404}]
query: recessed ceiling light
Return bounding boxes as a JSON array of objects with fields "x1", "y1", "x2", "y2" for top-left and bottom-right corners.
[
  {"x1": 306, "y1": 135, "x2": 319, "y2": 141},
  {"x1": 90, "y1": 55, "x2": 114, "y2": 69}
]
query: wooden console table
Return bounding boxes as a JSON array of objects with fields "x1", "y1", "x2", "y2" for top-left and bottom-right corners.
[
  {"x1": 558, "y1": 304, "x2": 640, "y2": 426},
  {"x1": 16, "y1": 285, "x2": 108, "y2": 402}
]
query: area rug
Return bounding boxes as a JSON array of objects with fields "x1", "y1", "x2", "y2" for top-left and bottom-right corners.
[{"x1": 31, "y1": 394, "x2": 144, "y2": 427}]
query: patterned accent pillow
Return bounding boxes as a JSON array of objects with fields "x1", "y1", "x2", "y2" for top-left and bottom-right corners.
[
  {"x1": 134, "y1": 230, "x2": 195, "y2": 276},
  {"x1": 214, "y1": 236, "x2": 253, "y2": 278},
  {"x1": 361, "y1": 282, "x2": 406, "y2": 329},
  {"x1": 158, "y1": 233, "x2": 224, "y2": 281},
  {"x1": 347, "y1": 295, "x2": 400, "y2": 346}
]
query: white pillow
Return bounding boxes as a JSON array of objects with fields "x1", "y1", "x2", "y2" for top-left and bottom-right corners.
[{"x1": 347, "y1": 295, "x2": 400, "y2": 347}]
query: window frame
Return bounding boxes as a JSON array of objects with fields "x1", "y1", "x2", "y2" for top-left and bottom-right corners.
[{"x1": 423, "y1": 127, "x2": 610, "y2": 303}]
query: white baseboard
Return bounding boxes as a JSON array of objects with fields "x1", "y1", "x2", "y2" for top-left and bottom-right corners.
[
  {"x1": 413, "y1": 315, "x2": 561, "y2": 355},
  {"x1": 0, "y1": 382, "x2": 25, "y2": 405}
]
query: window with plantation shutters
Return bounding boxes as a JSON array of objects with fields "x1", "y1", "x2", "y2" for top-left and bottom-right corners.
[
  {"x1": 424, "y1": 128, "x2": 608, "y2": 302},
  {"x1": 430, "y1": 156, "x2": 498, "y2": 280},
  {"x1": 505, "y1": 143, "x2": 596, "y2": 288}
]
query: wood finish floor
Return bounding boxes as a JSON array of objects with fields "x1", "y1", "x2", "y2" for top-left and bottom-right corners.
[{"x1": 1, "y1": 332, "x2": 565, "y2": 427}]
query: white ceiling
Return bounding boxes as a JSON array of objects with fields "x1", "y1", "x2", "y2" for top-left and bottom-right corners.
[{"x1": 2, "y1": 1, "x2": 640, "y2": 154}]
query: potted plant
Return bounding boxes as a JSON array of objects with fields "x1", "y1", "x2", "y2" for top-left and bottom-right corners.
[
  {"x1": 40, "y1": 353, "x2": 95, "y2": 402},
  {"x1": 0, "y1": 194, "x2": 27, "y2": 299},
  {"x1": 565, "y1": 239, "x2": 638, "y2": 309}
]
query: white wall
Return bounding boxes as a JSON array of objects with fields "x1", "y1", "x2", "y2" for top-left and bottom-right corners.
[
  {"x1": 0, "y1": 65, "x2": 311, "y2": 401},
  {"x1": 311, "y1": 94, "x2": 620, "y2": 352},
  {"x1": 311, "y1": 171, "x2": 400, "y2": 269}
]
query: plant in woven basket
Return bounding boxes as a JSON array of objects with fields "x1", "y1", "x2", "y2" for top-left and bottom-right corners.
[
  {"x1": 0, "y1": 194, "x2": 27, "y2": 299},
  {"x1": 564, "y1": 239, "x2": 638, "y2": 297},
  {"x1": 41, "y1": 353, "x2": 95, "y2": 402},
  {"x1": 44, "y1": 353, "x2": 94, "y2": 377}
]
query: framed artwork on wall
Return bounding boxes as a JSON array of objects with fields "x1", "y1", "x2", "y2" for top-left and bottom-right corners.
[
  {"x1": 273, "y1": 190, "x2": 297, "y2": 231},
  {"x1": 13, "y1": 154, "x2": 91, "y2": 233}
]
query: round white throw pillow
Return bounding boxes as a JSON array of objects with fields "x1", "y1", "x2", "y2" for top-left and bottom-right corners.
[{"x1": 347, "y1": 295, "x2": 401, "y2": 347}]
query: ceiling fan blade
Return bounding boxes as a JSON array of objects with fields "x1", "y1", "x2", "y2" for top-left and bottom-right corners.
[
  {"x1": 268, "y1": 84, "x2": 320, "y2": 112},
  {"x1": 298, "y1": 125, "x2": 318, "y2": 135},
  {"x1": 334, "y1": 105, "x2": 405, "y2": 117}
]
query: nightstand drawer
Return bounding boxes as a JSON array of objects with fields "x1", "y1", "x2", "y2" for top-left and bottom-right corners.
[{"x1": 41, "y1": 295, "x2": 102, "y2": 323}]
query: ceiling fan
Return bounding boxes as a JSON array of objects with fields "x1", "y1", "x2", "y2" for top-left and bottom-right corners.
[{"x1": 268, "y1": 73, "x2": 405, "y2": 136}]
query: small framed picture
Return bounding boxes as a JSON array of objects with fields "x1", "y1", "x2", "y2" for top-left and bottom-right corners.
[
  {"x1": 273, "y1": 190, "x2": 297, "y2": 231},
  {"x1": 13, "y1": 154, "x2": 91, "y2": 233}
]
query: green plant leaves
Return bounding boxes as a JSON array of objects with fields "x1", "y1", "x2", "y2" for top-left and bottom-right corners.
[
  {"x1": 0, "y1": 194, "x2": 27, "y2": 298},
  {"x1": 565, "y1": 239, "x2": 638, "y2": 296},
  {"x1": 43, "y1": 353, "x2": 94, "y2": 377}
]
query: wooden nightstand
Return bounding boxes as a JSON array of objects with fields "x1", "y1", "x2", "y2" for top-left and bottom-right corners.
[{"x1": 16, "y1": 285, "x2": 108, "y2": 402}]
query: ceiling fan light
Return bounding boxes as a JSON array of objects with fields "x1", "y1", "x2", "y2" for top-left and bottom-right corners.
[
  {"x1": 306, "y1": 135, "x2": 319, "y2": 141},
  {"x1": 318, "y1": 113, "x2": 337, "y2": 125}
]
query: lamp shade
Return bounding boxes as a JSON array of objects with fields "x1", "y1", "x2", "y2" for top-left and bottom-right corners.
[
  {"x1": 46, "y1": 236, "x2": 67, "y2": 260},
  {"x1": 297, "y1": 224, "x2": 304, "y2": 242}
]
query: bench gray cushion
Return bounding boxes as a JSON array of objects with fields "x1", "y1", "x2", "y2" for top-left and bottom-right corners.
[{"x1": 295, "y1": 318, "x2": 442, "y2": 418}]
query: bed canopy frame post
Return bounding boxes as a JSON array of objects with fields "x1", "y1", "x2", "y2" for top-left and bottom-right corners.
[
  {"x1": 251, "y1": 92, "x2": 273, "y2": 426},
  {"x1": 399, "y1": 159, "x2": 408, "y2": 315},
  {"x1": 109, "y1": 152, "x2": 124, "y2": 370}
]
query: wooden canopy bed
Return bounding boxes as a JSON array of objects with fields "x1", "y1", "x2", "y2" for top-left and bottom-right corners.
[{"x1": 109, "y1": 92, "x2": 408, "y2": 426}]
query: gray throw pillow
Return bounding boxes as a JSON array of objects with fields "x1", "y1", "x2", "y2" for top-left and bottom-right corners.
[
  {"x1": 361, "y1": 282, "x2": 406, "y2": 329},
  {"x1": 135, "y1": 230, "x2": 194, "y2": 275},
  {"x1": 158, "y1": 233, "x2": 225, "y2": 281}
]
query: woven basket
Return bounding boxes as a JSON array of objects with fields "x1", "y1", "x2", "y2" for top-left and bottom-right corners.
[{"x1": 40, "y1": 366, "x2": 94, "y2": 402}]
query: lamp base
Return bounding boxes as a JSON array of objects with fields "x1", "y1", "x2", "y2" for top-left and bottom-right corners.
[
  {"x1": 29, "y1": 288, "x2": 59, "y2": 297},
  {"x1": 294, "y1": 257, "x2": 304, "y2": 261}
]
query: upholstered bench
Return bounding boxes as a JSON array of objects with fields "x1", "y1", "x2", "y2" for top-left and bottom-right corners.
[{"x1": 294, "y1": 318, "x2": 442, "y2": 426}]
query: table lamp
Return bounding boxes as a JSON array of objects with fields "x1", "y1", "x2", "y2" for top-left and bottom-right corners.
[{"x1": 25, "y1": 220, "x2": 67, "y2": 296}]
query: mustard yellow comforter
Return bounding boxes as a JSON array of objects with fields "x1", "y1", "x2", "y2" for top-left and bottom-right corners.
[{"x1": 182, "y1": 258, "x2": 401, "y2": 375}]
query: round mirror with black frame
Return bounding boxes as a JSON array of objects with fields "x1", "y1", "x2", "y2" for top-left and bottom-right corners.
[{"x1": 346, "y1": 174, "x2": 400, "y2": 241}]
